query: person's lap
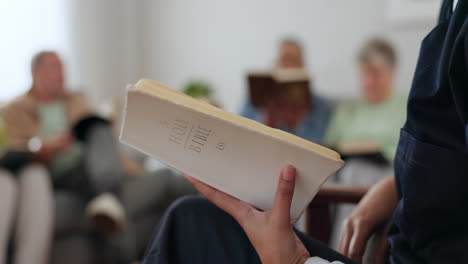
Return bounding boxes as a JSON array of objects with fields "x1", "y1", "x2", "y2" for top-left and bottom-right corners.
[{"x1": 143, "y1": 196, "x2": 355, "y2": 264}]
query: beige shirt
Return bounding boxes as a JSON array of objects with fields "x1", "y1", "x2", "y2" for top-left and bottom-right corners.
[{"x1": 0, "y1": 91, "x2": 92, "y2": 150}]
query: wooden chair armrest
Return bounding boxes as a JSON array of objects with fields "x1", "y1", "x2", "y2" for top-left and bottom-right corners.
[
  {"x1": 313, "y1": 183, "x2": 370, "y2": 204},
  {"x1": 305, "y1": 184, "x2": 369, "y2": 242}
]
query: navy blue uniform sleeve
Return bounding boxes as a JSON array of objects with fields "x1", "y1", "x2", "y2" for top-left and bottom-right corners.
[
  {"x1": 448, "y1": 15, "x2": 468, "y2": 151},
  {"x1": 388, "y1": 1, "x2": 468, "y2": 263}
]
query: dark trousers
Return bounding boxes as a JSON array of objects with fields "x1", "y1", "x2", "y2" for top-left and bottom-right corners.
[
  {"x1": 142, "y1": 196, "x2": 355, "y2": 264},
  {"x1": 52, "y1": 121, "x2": 127, "y2": 263},
  {"x1": 53, "y1": 122, "x2": 123, "y2": 199}
]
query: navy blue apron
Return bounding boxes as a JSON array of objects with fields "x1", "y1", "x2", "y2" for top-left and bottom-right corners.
[{"x1": 388, "y1": 0, "x2": 468, "y2": 263}]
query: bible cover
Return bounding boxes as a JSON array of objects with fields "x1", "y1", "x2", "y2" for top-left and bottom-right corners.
[
  {"x1": 247, "y1": 69, "x2": 312, "y2": 108},
  {"x1": 120, "y1": 79, "x2": 344, "y2": 221}
]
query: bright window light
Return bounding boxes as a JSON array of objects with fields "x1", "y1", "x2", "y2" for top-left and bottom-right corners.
[{"x1": 0, "y1": 0, "x2": 68, "y2": 101}]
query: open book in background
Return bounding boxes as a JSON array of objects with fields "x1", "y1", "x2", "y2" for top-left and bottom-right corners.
[
  {"x1": 120, "y1": 79, "x2": 344, "y2": 221},
  {"x1": 247, "y1": 69, "x2": 312, "y2": 109},
  {"x1": 337, "y1": 140, "x2": 389, "y2": 166}
]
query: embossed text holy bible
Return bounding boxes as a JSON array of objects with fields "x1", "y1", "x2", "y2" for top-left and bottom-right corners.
[{"x1": 120, "y1": 79, "x2": 344, "y2": 221}]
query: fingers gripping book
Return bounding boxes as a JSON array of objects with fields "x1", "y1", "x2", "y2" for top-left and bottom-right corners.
[{"x1": 120, "y1": 79, "x2": 344, "y2": 221}]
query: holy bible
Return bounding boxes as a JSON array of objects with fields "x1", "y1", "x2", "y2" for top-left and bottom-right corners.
[{"x1": 120, "y1": 79, "x2": 344, "y2": 221}]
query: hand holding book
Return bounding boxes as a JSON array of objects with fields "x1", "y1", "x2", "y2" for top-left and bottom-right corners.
[{"x1": 184, "y1": 165, "x2": 311, "y2": 264}]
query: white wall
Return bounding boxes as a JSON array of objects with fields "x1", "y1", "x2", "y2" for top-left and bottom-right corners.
[
  {"x1": 67, "y1": 0, "x2": 143, "y2": 105},
  {"x1": 139, "y1": 0, "x2": 437, "y2": 113},
  {"x1": 64, "y1": 0, "x2": 439, "y2": 113}
]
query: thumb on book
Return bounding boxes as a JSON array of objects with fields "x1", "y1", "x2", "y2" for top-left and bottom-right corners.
[{"x1": 272, "y1": 165, "x2": 296, "y2": 227}]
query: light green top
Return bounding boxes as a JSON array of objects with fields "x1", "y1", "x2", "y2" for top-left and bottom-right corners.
[
  {"x1": 0, "y1": 118, "x2": 8, "y2": 154},
  {"x1": 38, "y1": 100, "x2": 83, "y2": 177},
  {"x1": 324, "y1": 94, "x2": 407, "y2": 162},
  {"x1": 38, "y1": 100, "x2": 69, "y2": 139}
]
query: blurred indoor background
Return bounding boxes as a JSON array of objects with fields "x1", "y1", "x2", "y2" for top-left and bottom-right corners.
[
  {"x1": 1, "y1": 0, "x2": 441, "y2": 112},
  {"x1": 0, "y1": 1, "x2": 443, "y2": 263}
]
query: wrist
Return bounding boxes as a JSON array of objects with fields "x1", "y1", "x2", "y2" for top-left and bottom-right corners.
[
  {"x1": 291, "y1": 255, "x2": 309, "y2": 264},
  {"x1": 27, "y1": 136, "x2": 42, "y2": 153},
  {"x1": 260, "y1": 253, "x2": 309, "y2": 264}
]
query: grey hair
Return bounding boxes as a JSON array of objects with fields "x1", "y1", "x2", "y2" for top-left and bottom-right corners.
[{"x1": 358, "y1": 38, "x2": 397, "y2": 69}]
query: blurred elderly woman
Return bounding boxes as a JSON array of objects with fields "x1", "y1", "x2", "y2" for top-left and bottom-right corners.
[
  {"x1": 324, "y1": 39, "x2": 407, "y2": 248},
  {"x1": 324, "y1": 38, "x2": 406, "y2": 163}
]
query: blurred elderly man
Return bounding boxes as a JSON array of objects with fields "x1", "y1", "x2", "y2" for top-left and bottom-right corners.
[
  {"x1": 0, "y1": 51, "x2": 126, "y2": 263},
  {"x1": 241, "y1": 39, "x2": 331, "y2": 143}
]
